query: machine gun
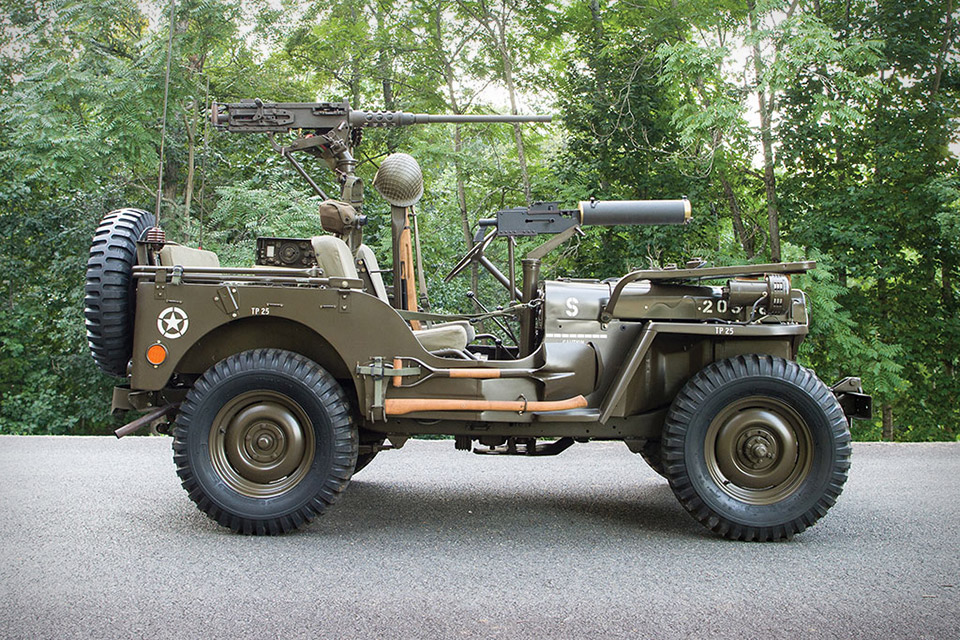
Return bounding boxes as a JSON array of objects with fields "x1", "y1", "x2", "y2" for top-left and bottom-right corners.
[
  {"x1": 212, "y1": 99, "x2": 550, "y2": 213},
  {"x1": 448, "y1": 198, "x2": 691, "y2": 296},
  {"x1": 477, "y1": 199, "x2": 691, "y2": 237},
  {"x1": 445, "y1": 198, "x2": 691, "y2": 355},
  {"x1": 213, "y1": 99, "x2": 552, "y2": 133},
  {"x1": 212, "y1": 98, "x2": 551, "y2": 318}
]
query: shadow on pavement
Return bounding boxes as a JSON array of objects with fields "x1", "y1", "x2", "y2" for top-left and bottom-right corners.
[{"x1": 304, "y1": 478, "x2": 709, "y2": 541}]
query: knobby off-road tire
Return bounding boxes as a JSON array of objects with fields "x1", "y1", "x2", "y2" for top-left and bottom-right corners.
[
  {"x1": 173, "y1": 349, "x2": 358, "y2": 534},
  {"x1": 661, "y1": 355, "x2": 851, "y2": 542},
  {"x1": 84, "y1": 208, "x2": 155, "y2": 376}
]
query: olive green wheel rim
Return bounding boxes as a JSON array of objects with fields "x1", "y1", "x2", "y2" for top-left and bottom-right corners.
[
  {"x1": 208, "y1": 390, "x2": 316, "y2": 498},
  {"x1": 704, "y1": 396, "x2": 813, "y2": 505}
]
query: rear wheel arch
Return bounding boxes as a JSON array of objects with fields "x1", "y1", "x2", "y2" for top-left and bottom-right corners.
[{"x1": 175, "y1": 315, "x2": 354, "y2": 384}]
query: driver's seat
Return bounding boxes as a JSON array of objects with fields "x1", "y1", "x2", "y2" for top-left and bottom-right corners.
[{"x1": 311, "y1": 236, "x2": 474, "y2": 352}]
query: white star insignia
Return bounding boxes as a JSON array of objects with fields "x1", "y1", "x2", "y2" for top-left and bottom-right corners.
[{"x1": 157, "y1": 307, "x2": 189, "y2": 339}]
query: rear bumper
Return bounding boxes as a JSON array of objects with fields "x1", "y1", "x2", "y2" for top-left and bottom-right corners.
[{"x1": 831, "y1": 377, "x2": 873, "y2": 421}]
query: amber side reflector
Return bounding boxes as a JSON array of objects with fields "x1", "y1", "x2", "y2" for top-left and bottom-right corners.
[{"x1": 146, "y1": 343, "x2": 167, "y2": 366}]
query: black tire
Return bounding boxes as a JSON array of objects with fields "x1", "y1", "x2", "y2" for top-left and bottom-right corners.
[
  {"x1": 172, "y1": 349, "x2": 357, "y2": 534},
  {"x1": 638, "y1": 439, "x2": 667, "y2": 478},
  {"x1": 84, "y1": 208, "x2": 155, "y2": 376},
  {"x1": 661, "y1": 354, "x2": 851, "y2": 541}
]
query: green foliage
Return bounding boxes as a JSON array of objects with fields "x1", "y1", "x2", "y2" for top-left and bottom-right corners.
[
  {"x1": 205, "y1": 180, "x2": 323, "y2": 265},
  {"x1": 0, "y1": 188, "x2": 129, "y2": 434}
]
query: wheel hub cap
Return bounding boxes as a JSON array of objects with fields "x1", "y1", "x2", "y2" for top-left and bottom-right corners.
[
  {"x1": 705, "y1": 396, "x2": 812, "y2": 504},
  {"x1": 209, "y1": 391, "x2": 315, "y2": 498}
]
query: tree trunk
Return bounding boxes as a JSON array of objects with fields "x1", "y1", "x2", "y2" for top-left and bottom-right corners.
[
  {"x1": 748, "y1": 0, "x2": 781, "y2": 261},
  {"x1": 881, "y1": 403, "x2": 894, "y2": 441},
  {"x1": 453, "y1": 124, "x2": 480, "y2": 295},
  {"x1": 720, "y1": 174, "x2": 754, "y2": 258},
  {"x1": 932, "y1": 0, "x2": 955, "y2": 96},
  {"x1": 943, "y1": 257, "x2": 955, "y2": 377},
  {"x1": 502, "y1": 53, "x2": 532, "y2": 206},
  {"x1": 348, "y1": 3, "x2": 362, "y2": 109},
  {"x1": 375, "y1": 5, "x2": 396, "y2": 152},
  {"x1": 183, "y1": 99, "x2": 199, "y2": 239},
  {"x1": 470, "y1": 0, "x2": 532, "y2": 205},
  {"x1": 589, "y1": 0, "x2": 603, "y2": 41},
  {"x1": 588, "y1": 0, "x2": 606, "y2": 96},
  {"x1": 436, "y1": 9, "x2": 479, "y2": 295},
  {"x1": 376, "y1": 7, "x2": 394, "y2": 110}
]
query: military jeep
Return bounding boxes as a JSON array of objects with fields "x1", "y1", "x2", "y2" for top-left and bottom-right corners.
[{"x1": 85, "y1": 100, "x2": 871, "y2": 540}]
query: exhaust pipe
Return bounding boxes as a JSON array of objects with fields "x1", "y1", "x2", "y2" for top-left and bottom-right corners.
[{"x1": 114, "y1": 403, "x2": 180, "y2": 438}]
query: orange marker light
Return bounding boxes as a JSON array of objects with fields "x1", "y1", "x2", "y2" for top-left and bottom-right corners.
[{"x1": 146, "y1": 343, "x2": 167, "y2": 366}]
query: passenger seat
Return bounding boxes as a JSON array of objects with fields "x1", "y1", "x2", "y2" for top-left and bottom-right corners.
[
  {"x1": 311, "y1": 235, "x2": 475, "y2": 352},
  {"x1": 157, "y1": 244, "x2": 220, "y2": 268}
]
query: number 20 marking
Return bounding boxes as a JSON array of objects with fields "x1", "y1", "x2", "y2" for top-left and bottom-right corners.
[{"x1": 700, "y1": 299, "x2": 728, "y2": 314}]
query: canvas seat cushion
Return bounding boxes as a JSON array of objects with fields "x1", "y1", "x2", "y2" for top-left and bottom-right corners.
[{"x1": 158, "y1": 244, "x2": 220, "y2": 268}]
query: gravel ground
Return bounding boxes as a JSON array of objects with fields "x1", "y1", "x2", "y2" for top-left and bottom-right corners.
[{"x1": 0, "y1": 436, "x2": 957, "y2": 639}]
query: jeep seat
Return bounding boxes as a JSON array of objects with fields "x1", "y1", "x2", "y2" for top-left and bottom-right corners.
[
  {"x1": 158, "y1": 244, "x2": 220, "y2": 268},
  {"x1": 310, "y1": 235, "x2": 474, "y2": 352},
  {"x1": 311, "y1": 235, "x2": 358, "y2": 280}
]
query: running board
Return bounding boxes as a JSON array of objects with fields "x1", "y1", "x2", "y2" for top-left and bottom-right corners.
[{"x1": 532, "y1": 408, "x2": 601, "y2": 423}]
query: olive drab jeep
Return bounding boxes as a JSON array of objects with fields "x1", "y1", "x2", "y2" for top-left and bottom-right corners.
[{"x1": 85, "y1": 100, "x2": 872, "y2": 540}]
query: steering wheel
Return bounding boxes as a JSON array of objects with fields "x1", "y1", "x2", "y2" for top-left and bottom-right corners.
[{"x1": 444, "y1": 229, "x2": 498, "y2": 283}]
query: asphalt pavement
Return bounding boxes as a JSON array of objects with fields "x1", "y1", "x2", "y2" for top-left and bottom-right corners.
[{"x1": 0, "y1": 436, "x2": 957, "y2": 639}]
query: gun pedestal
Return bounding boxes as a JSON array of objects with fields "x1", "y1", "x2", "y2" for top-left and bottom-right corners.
[
  {"x1": 519, "y1": 259, "x2": 541, "y2": 357},
  {"x1": 390, "y1": 205, "x2": 419, "y2": 326}
]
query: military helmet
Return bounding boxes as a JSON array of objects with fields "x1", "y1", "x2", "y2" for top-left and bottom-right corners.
[{"x1": 373, "y1": 153, "x2": 424, "y2": 208}]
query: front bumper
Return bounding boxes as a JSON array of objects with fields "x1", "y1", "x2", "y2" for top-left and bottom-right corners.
[{"x1": 831, "y1": 377, "x2": 873, "y2": 421}]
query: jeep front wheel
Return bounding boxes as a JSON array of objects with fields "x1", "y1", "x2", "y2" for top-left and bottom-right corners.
[
  {"x1": 172, "y1": 349, "x2": 357, "y2": 534},
  {"x1": 661, "y1": 354, "x2": 851, "y2": 541}
]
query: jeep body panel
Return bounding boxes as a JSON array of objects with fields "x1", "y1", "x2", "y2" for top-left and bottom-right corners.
[{"x1": 128, "y1": 264, "x2": 808, "y2": 441}]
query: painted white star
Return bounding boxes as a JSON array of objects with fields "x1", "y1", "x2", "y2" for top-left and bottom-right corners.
[{"x1": 157, "y1": 307, "x2": 189, "y2": 339}]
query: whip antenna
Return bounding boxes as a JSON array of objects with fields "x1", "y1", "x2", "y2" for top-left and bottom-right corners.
[
  {"x1": 198, "y1": 75, "x2": 210, "y2": 248},
  {"x1": 154, "y1": 0, "x2": 177, "y2": 226}
]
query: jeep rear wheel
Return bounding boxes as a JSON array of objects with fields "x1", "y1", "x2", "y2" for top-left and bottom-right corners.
[
  {"x1": 84, "y1": 208, "x2": 155, "y2": 376},
  {"x1": 661, "y1": 355, "x2": 851, "y2": 541},
  {"x1": 173, "y1": 349, "x2": 357, "y2": 534}
]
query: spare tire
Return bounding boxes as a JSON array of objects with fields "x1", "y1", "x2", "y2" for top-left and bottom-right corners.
[{"x1": 84, "y1": 208, "x2": 155, "y2": 376}]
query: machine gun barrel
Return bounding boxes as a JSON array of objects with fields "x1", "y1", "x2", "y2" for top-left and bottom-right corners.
[
  {"x1": 488, "y1": 199, "x2": 691, "y2": 238},
  {"x1": 382, "y1": 113, "x2": 553, "y2": 124},
  {"x1": 577, "y1": 199, "x2": 690, "y2": 226},
  {"x1": 212, "y1": 99, "x2": 551, "y2": 133}
]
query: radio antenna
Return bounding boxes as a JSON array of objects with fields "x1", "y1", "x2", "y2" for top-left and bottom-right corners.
[{"x1": 154, "y1": 0, "x2": 177, "y2": 226}]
